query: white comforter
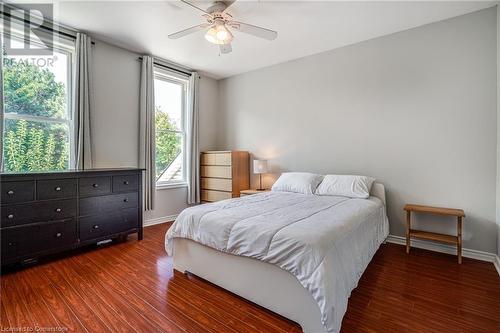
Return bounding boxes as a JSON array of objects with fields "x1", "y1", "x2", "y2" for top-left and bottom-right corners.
[{"x1": 165, "y1": 191, "x2": 389, "y2": 333}]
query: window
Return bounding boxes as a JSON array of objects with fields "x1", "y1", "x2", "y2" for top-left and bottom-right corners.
[
  {"x1": 1, "y1": 28, "x2": 74, "y2": 172},
  {"x1": 154, "y1": 68, "x2": 188, "y2": 187}
]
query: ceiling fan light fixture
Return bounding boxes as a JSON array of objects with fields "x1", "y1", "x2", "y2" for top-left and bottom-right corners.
[
  {"x1": 216, "y1": 29, "x2": 229, "y2": 41},
  {"x1": 169, "y1": 0, "x2": 279, "y2": 54},
  {"x1": 204, "y1": 23, "x2": 233, "y2": 45}
]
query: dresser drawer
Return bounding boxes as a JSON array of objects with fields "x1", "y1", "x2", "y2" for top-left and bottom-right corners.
[
  {"x1": 201, "y1": 153, "x2": 216, "y2": 165},
  {"x1": 112, "y1": 174, "x2": 139, "y2": 193},
  {"x1": 79, "y1": 176, "x2": 111, "y2": 196},
  {"x1": 201, "y1": 153, "x2": 232, "y2": 166},
  {"x1": 1, "y1": 199, "x2": 76, "y2": 227},
  {"x1": 35, "y1": 199, "x2": 77, "y2": 222},
  {"x1": 1, "y1": 181, "x2": 35, "y2": 204},
  {"x1": 1, "y1": 225, "x2": 36, "y2": 262},
  {"x1": 201, "y1": 178, "x2": 232, "y2": 192},
  {"x1": 215, "y1": 153, "x2": 231, "y2": 166},
  {"x1": 37, "y1": 179, "x2": 77, "y2": 200},
  {"x1": 33, "y1": 219, "x2": 77, "y2": 253},
  {"x1": 1, "y1": 204, "x2": 35, "y2": 227},
  {"x1": 79, "y1": 208, "x2": 138, "y2": 241},
  {"x1": 201, "y1": 166, "x2": 232, "y2": 179},
  {"x1": 79, "y1": 192, "x2": 139, "y2": 217},
  {"x1": 201, "y1": 190, "x2": 232, "y2": 202}
]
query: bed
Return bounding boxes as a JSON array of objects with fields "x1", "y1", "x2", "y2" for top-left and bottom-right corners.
[{"x1": 165, "y1": 183, "x2": 389, "y2": 333}]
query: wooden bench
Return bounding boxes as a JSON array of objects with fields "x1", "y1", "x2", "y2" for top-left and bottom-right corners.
[{"x1": 404, "y1": 204, "x2": 465, "y2": 264}]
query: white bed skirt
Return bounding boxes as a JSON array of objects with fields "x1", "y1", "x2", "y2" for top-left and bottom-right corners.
[{"x1": 173, "y1": 237, "x2": 327, "y2": 333}]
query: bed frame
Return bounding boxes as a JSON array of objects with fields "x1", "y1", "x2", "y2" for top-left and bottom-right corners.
[{"x1": 172, "y1": 183, "x2": 387, "y2": 333}]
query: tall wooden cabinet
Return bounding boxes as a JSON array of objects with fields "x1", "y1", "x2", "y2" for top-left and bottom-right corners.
[{"x1": 200, "y1": 151, "x2": 249, "y2": 202}]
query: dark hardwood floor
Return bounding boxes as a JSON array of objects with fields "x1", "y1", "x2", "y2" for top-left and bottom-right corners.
[{"x1": 1, "y1": 223, "x2": 499, "y2": 333}]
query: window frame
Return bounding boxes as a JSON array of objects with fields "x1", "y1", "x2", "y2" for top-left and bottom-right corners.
[
  {"x1": 153, "y1": 67, "x2": 189, "y2": 189},
  {"x1": 1, "y1": 29, "x2": 75, "y2": 172}
]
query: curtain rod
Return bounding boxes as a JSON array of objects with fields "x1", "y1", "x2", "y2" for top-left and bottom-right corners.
[
  {"x1": 137, "y1": 57, "x2": 192, "y2": 77},
  {"x1": 0, "y1": 8, "x2": 95, "y2": 45}
]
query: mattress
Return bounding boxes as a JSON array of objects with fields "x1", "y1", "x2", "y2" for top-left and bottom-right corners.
[{"x1": 165, "y1": 191, "x2": 389, "y2": 333}]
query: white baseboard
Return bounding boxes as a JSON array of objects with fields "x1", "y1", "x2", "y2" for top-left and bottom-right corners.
[
  {"x1": 144, "y1": 214, "x2": 178, "y2": 227},
  {"x1": 494, "y1": 254, "x2": 500, "y2": 277},
  {"x1": 386, "y1": 235, "x2": 499, "y2": 271}
]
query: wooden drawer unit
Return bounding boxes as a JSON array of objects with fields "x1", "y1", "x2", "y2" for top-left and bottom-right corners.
[
  {"x1": 1, "y1": 204, "x2": 35, "y2": 228},
  {"x1": 215, "y1": 153, "x2": 232, "y2": 166},
  {"x1": 201, "y1": 190, "x2": 233, "y2": 202},
  {"x1": 79, "y1": 176, "x2": 112, "y2": 196},
  {"x1": 79, "y1": 192, "x2": 138, "y2": 217},
  {"x1": 1, "y1": 225, "x2": 36, "y2": 262},
  {"x1": 201, "y1": 178, "x2": 232, "y2": 192},
  {"x1": 1, "y1": 199, "x2": 77, "y2": 228},
  {"x1": 0, "y1": 168, "x2": 143, "y2": 266},
  {"x1": 201, "y1": 165, "x2": 232, "y2": 178},
  {"x1": 201, "y1": 152, "x2": 232, "y2": 166},
  {"x1": 113, "y1": 174, "x2": 139, "y2": 193},
  {"x1": 1, "y1": 181, "x2": 35, "y2": 204},
  {"x1": 200, "y1": 153, "x2": 216, "y2": 165},
  {"x1": 33, "y1": 199, "x2": 77, "y2": 221},
  {"x1": 33, "y1": 219, "x2": 78, "y2": 253},
  {"x1": 80, "y1": 208, "x2": 138, "y2": 242},
  {"x1": 37, "y1": 178, "x2": 77, "y2": 200},
  {"x1": 200, "y1": 151, "x2": 249, "y2": 202}
]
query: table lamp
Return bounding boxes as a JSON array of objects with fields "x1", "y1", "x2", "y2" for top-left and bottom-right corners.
[{"x1": 253, "y1": 159, "x2": 268, "y2": 190}]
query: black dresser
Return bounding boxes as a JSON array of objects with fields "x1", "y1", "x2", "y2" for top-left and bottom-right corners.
[{"x1": 1, "y1": 168, "x2": 143, "y2": 266}]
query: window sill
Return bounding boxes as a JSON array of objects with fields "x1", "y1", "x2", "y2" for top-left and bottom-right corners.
[{"x1": 156, "y1": 182, "x2": 188, "y2": 190}]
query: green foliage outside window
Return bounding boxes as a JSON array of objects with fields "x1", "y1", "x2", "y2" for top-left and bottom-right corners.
[
  {"x1": 2, "y1": 58, "x2": 69, "y2": 172},
  {"x1": 1, "y1": 54, "x2": 181, "y2": 175},
  {"x1": 3, "y1": 119, "x2": 69, "y2": 172},
  {"x1": 4, "y1": 59, "x2": 65, "y2": 118},
  {"x1": 155, "y1": 106, "x2": 181, "y2": 179}
]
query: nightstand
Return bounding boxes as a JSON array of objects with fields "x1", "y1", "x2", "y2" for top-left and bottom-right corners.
[
  {"x1": 404, "y1": 204, "x2": 465, "y2": 264},
  {"x1": 240, "y1": 189, "x2": 270, "y2": 197}
]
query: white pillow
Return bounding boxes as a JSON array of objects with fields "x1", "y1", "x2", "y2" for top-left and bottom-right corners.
[
  {"x1": 271, "y1": 172, "x2": 324, "y2": 195},
  {"x1": 315, "y1": 175, "x2": 375, "y2": 199}
]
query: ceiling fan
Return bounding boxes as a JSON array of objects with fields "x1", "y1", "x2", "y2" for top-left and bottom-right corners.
[{"x1": 168, "y1": 0, "x2": 278, "y2": 54}]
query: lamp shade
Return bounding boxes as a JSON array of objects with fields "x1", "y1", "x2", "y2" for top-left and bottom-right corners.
[
  {"x1": 204, "y1": 21, "x2": 233, "y2": 45},
  {"x1": 253, "y1": 160, "x2": 268, "y2": 174}
]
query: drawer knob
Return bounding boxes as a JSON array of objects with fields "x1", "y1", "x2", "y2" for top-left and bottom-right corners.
[
  {"x1": 7, "y1": 190, "x2": 14, "y2": 195},
  {"x1": 56, "y1": 232, "x2": 62, "y2": 238},
  {"x1": 7, "y1": 214, "x2": 14, "y2": 219},
  {"x1": 55, "y1": 186, "x2": 62, "y2": 191},
  {"x1": 93, "y1": 225, "x2": 99, "y2": 229},
  {"x1": 55, "y1": 208, "x2": 62, "y2": 213},
  {"x1": 92, "y1": 184, "x2": 99, "y2": 188},
  {"x1": 123, "y1": 198, "x2": 129, "y2": 202},
  {"x1": 123, "y1": 180, "x2": 129, "y2": 185},
  {"x1": 8, "y1": 242, "x2": 15, "y2": 246}
]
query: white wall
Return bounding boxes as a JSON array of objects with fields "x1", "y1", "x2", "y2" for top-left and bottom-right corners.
[
  {"x1": 92, "y1": 41, "x2": 140, "y2": 168},
  {"x1": 91, "y1": 40, "x2": 219, "y2": 222},
  {"x1": 497, "y1": 5, "x2": 500, "y2": 257},
  {"x1": 218, "y1": 8, "x2": 497, "y2": 253}
]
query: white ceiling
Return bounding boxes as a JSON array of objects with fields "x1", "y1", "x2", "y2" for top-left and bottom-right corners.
[{"x1": 28, "y1": 1, "x2": 499, "y2": 79}]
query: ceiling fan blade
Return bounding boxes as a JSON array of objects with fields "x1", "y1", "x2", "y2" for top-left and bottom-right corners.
[
  {"x1": 180, "y1": 0, "x2": 210, "y2": 14},
  {"x1": 168, "y1": 23, "x2": 210, "y2": 39},
  {"x1": 228, "y1": 21, "x2": 277, "y2": 41},
  {"x1": 219, "y1": 43, "x2": 232, "y2": 54}
]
